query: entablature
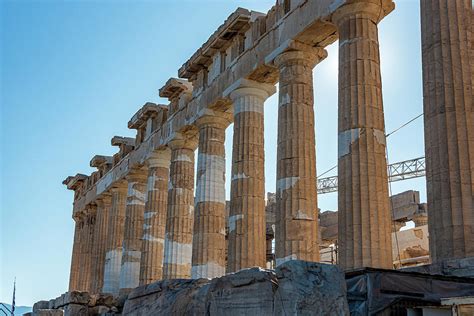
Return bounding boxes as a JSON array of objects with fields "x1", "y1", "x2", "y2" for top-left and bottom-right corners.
[{"x1": 128, "y1": 102, "x2": 168, "y2": 146}]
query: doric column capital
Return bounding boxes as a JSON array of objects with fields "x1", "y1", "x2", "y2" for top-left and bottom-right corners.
[
  {"x1": 73, "y1": 210, "x2": 86, "y2": 222},
  {"x1": 96, "y1": 193, "x2": 112, "y2": 208},
  {"x1": 331, "y1": 0, "x2": 394, "y2": 26},
  {"x1": 223, "y1": 78, "x2": 276, "y2": 101},
  {"x1": 126, "y1": 168, "x2": 148, "y2": 183},
  {"x1": 167, "y1": 135, "x2": 198, "y2": 151},
  {"x1": 110, "y1": 180, "x2": 128, "y2": 194},
  {"x1": 195, "y1": 113, "x2": 231, "y2": 130},
  {"x1": 274, "y1": 47, "x2": 327, "y2": 69},
  {"x1": 146, "y1": 148, "x2": 172, "y2": 169},
  {"x1": 86, "y1": 204, "x2": 98, "y2": 216}
]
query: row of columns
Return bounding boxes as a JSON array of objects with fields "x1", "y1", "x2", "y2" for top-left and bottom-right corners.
[
  {"x1": 68, "y1": 1, "x2": 394, "y2": 294},
  {"x1": 68, "y1": 0, "x2": 473, "y2": 296}
]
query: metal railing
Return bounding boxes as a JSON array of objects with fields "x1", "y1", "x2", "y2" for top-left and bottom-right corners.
[{"x1": 317, "y1": 156, "x2": 426, "y2": 194}]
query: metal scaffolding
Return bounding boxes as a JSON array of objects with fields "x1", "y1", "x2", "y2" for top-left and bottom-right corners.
[{"x1": 317, "y1": 156, "x2": 426, "y2": 194}]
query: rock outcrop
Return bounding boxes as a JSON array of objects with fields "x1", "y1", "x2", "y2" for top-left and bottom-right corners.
[{"x1": 123, "y1": 260, "x2": 349, "y2": 315}]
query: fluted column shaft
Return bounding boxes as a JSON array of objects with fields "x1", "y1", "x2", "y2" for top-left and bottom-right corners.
[
  {"x1": 274, "y1": 48, "x2": 326, "y2": 266},
  {"x1": 192, "y1": 117, "x2": 229, "y2": 278},
  {"x1": 119, "y1": 170, "x2": 147, "y2": 294},
  {"x1": 333, "y1": 2, "x2": 393, "y2": 269},
  {"x1": 421, "y1": 0, "x2": 474, "y2": 261},
  {"x1": 79, "y1": 205, "x2": 96, "y2": 292},
  {"x1": 90, "y1": 195, "x2": 112, "y2": 293},
  {"x1": 227, "y1": 80, "x2": 275, "y2": 272},
  {"x1": 68, "y1": 214, "x2": 84, "y2": 291},
  {"x1": 139, "y1": 150, "x2": 171, "y2": 285},
  {"x1": 163, "y1": 140, "x2": 197, "y2": 279},
  {"x1": 102, "y1": 184, "x2": 127, "y2": 295}
]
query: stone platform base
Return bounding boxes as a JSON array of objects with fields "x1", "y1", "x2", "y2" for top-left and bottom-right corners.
[
  {"x1": 123, "y1": 260, "x2": 348, "y2": 315},
  {"x1": 27, "y1": 292, "x2": 118, "y2": 316},
  {"x1": 28, "y1": 261, "x2": 348, "y2": 316},
  {"x1": 28, "y1": 258, "x2": 474, "y2": 315}
]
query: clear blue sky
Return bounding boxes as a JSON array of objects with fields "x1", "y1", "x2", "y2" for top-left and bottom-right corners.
[{"x1": 1, "y1": 0, "x2": 424, "y2": 306}]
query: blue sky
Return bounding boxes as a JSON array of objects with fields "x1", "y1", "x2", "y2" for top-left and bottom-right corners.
[{"x1": 1, "y1": 0, "x2": 424, "y2": 306}]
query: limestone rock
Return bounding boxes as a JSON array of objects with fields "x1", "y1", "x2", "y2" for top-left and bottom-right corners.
[
  {"x1": 88, "y1": 293, "x2": 116, "y2": 307},
  {"x1": 34, "y1": 310, "x2": 64, "y2": 316},
  {"x1": 206, "y1": 267, "x2": 277, "y2": 315},
  {"x1": 63, "y1": 303, "x2": 88, "y2": 316},
  {"x1": 274, "y1": 261, "x2": 348, "y2": 315},
  {"x1": 124, "y1": 278, "x2": 210, "y2": 315},
  {"x1": 123, "y1": 260, "x2": 349, "y2": 315},
  {"x1": 32, "y1": 301, "x2": 50, "y2": 312},
  {"x1": 54, "y1": 291, "x2": 90, "y2": 308}
]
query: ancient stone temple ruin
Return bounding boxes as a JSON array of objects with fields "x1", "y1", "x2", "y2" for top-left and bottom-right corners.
[{"x1": 29, "y1": 0, "x2": 474, "y2": 315}]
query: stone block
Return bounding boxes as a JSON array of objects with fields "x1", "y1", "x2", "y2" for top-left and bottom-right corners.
[
  {"x1": 64, "y1": 291, "x2": 90, "y2": 306},
  {"x1": 33, "y1": 301, "x2": 49, "y2": 312},
  {"x1": 124, "y1": 278, "x2": 209, "y2": 315},
  {"x1": 207, "y1": 268, "x2": 276, "y2": 315},
  {"x1": 320, "y1": 210, "x2": 338, "y2": 227},
  {"x1": 390, "y1": 190, "x2": 420, "y2": 221},
  {"x1": 34, "y1": 310, "x2": 64, "y2": 316},
  {"x1": 63, "y1": 304, "x2": 88, "y2": 316},
  {"x1": 274, "y1": 261, "x2": 349, "y2": 315},
  {"x1": 88, "y1": 293, "x2": 116, "y2": 307},
  {"x1": 54, "y1": 291, "x2": 90, "y2": 308},
  {"x1": 123, "y1": 260, "x2": 349, "y2": 315},
  {"x1": 88, "y1": 305, "x2": 111, "y2": 315}
]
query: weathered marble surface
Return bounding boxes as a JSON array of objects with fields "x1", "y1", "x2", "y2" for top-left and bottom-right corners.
[{"x1": 122, "y1": 260, "x2": 349, "y2": 315}]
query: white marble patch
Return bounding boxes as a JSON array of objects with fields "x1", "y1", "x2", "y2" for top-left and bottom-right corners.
[
  {"x1": 127, "y1": 182, "x2": 146, "y2": 205},
  {"x1": 174, "y1": 154, "x2": 192, "y2": 163},
  {"x1": 195, "y1": 154, "x2": 226, "y2": 204},
  {"x1": 275, "y1": 253, "x2": 298, "y2": 267},
  {"x1": 373, "y1": 128, "x2": 386, "y2": 146},
  {"x1": 231, "y1": 173, "x2": 249, "y2": 181},
  {"x1": 144, "y1": 211, "x2": 157, "y2": 219},
  {"x1": 103, "y1": 249, "x2": 122, "y2": 295},
  {"x1": 234, "y1": 97, "x2": 264, "y2": 114},
  {"x1": 228, "y1": 214, "x2": 244, "y2": 232},
  {"x1": 147, "y1": 173, "x2": 156, "y2": 192},
  {"x1": 191, "y1": 261, "x2": 225, "y2": 279},
  {"x1": 294, "y1": 210, "x2": 314, "y2": 220},
  {"x1": 338, "y1": 128, "x2": 361, "y2": 159},
  {"x1": 119, "y1": 260, "x2": 140, "y2": 290},
  {"x1": 163, "y1": 237, "x2": 192, "y2": 265},
  {"x1": 277, "y1": 177, "x2": 299, "y2": 192},
  {"x1": 142, "y1": 234, "x2": 164, "y2": 243},
  {"x1": 279, "y1": 93, "x2": 290, "y2": 107}
]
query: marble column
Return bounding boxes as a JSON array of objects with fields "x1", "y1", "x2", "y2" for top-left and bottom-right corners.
[
  {"x1": 68, "y1": 212, "x2": 84, "y2": 291},
  {"x1": 163, "y1": 139, "x2": 197, "y2": 279},
  {"x1": 274, "y1": 46, "x2": 327, "y2": 266},
  {"x1": 90, "y1": 194, "x2": 112, "y2": 293},
  {"x1": 119, "y1": 169, "x2": 147, "y2": 295},
  {"x1": 332, "y1": 2, "x2": 393, "y2": 269},
  {"x1": 139, "y1": 149, "x2": 171, "y2": 285},
  {"x1": 102, "y1": 183, "x2": 127, "y2": 295},
  {"x1": 421, "y1": 0, "x2": 474, "y2": 261},
  {"x1": 192, "y1": 115, "x2": 229, "y2": 279},
  {"x1": 226, "y1": 79, "x2": 276, "y2": 272},
  {"x1": 80, "y1": 205, "x2": 96, "y2": 292}
]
